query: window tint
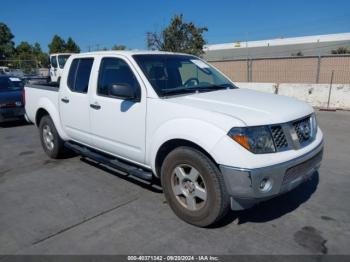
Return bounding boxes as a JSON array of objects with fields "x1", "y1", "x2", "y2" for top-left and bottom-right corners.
[
  {"x1": 75, "y1": 59, "x2": 94, "y2": 93},
  {"x1": 67, "y1": 58, "x2": 94, "y2": 93},
  {"x1": 67, "y1": 59, "x2": 79, "y2": 90},
  {"x1": 133, "y1": 55, "x2": 234, "y2": 96},
  {"x1": 97, "y1": 57, "x2": 140, "y2": 97},
  {"x1": 50, "y1": 56, "x2": 58, "y2": 68}
]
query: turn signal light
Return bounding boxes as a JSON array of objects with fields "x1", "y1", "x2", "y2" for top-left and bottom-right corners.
[{"x1": 231, "y1": 134, "x2": 250, "y2": 150}]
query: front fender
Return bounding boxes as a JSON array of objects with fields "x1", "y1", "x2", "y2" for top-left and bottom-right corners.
[
  {"x1": 37, "y1": 97, "x2": 69, "y2": 140},
  {"x1": 147, "y1": 118, "x2": 226, "y2": 173}
]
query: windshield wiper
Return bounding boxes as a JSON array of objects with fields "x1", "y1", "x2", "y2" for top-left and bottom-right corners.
[
  {"x1": 161, "y1": 87, "x2": 199, "y2": 95},
  {"x1": 161, "y1": 84, "x2": 234, "y2": 96}
]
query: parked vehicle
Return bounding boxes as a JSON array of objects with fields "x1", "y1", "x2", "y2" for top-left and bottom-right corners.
[
  {"x1": 0, "y1": 66, "x2": 10, "y2": 75},
  {"x1": 9, "y1": 69, "x2": 25, "y2": 78},
  {"x1": 25, "y1": 51, "x2": 324, "y2": 227},
  {"x1": 0, "y1": 76, "x2": 25, "y2": 123},
  {"x1": 49, "y1": 53, "x2": 72, "y2": 84}
]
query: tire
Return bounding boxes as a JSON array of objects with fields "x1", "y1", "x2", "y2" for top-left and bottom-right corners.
[
  {"x1": 39, "y1": 115, "x2": 67, "y2": 159},
  {"x1": 161, "y1": 146, "x2": 230, "y2": 227}
]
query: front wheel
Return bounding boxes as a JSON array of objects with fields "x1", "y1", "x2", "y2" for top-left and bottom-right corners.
[
  {"x1": 39, "y1": 115, "x2": 67, "y2": 159},
  {"x1": 161, "y1": 147, "x2": 230, "y2": 227}
]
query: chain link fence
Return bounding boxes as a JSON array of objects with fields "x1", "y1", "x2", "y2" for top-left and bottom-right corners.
[
  {"x1": 0, "y1": 59, "x2": 48, "y2": 77},
  {"x1": 208, "y1": 55, "x2": 350, "y2": 84}
]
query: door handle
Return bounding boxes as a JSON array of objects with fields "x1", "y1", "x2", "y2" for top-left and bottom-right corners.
[
  {"x1": 61, "y1": 97, "x2": 69, "y2": 103},
  {"x1": 90, "y1": 103, "x2": 101, "y2": 110}
]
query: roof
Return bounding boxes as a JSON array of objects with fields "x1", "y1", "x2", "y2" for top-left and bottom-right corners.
[
  {"x1": 80, "y1": 50, "x2": 170, "y2": 55},
  {"x1": 203, "y1": 32, "x2": 350, "y2": 60},
  {"x1": 50, "y1": 53, "x2": 74, "y2": 56},
  {"x1": 71, "y1": 50, "x2": 196, "y2": 57}
]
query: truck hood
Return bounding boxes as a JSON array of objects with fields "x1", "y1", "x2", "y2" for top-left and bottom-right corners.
[{"x1": 167, "y1": 88, "x2": 313, "y2": 126}]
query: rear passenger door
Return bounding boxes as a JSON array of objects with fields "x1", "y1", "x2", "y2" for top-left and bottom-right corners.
[{"x1": 60, "y1": 57, "x2": 94, "y2": 145}]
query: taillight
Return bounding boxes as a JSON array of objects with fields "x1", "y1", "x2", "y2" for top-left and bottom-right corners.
[{"x1": 0, "y1": 102, "x2": 16, "y2": 108}]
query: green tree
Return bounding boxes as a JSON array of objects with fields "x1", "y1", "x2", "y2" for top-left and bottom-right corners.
[
  {"x1": 147, "y1": 14, "x2": 208, "y2": 56},
  {"x1": 65, "y1": 37, "x2": 80, "y2": 53},
  {"x1": 14, "y1": 41, "x2": 36, "y2": 73},
  {"x1": 48, "y1": 35, "x2": 80, "y2": 54},
  {"x1": 331, "y1": 47, "x2": 350, "y2": 54},
  {"x1": 0, "y1": 22, "x2": 15, "y2": 59},
  {"x1": 111, "y1": 44, "x2": 127, "y2": 50},
  {"x1": 32, "y1": 42, "x2": 49, "y2": 67},
  {"x1": 48, "y1": 35, "x2": 66, "y2": 53}
]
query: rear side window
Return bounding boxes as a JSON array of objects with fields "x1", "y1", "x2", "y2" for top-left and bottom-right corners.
[{"x1": 67, "y1": 58, "x2": 94, "y2": 93}]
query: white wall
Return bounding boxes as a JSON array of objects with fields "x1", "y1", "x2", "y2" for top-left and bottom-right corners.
[{"x1": 236, "y1": 82, "x2": 350, "y2": 110}]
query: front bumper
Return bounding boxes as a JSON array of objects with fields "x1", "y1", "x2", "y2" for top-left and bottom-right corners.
[
  {"x1": 219, "y1": 139, "x2": 324, "y2": 210},
  {"x1": 0, "y1": 107, "x2": 25, "y2": 123}
]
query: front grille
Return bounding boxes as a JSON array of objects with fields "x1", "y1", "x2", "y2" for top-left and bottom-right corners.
[
  {"x1": 282, "y1": 149, "x2": 323, "y2": 185},
  {"x1": 270, "y1": 126, "x2": 288, "y2": 150},
  {"x1": 293, "y1": 116, "x2": 312, "y2": 144}
]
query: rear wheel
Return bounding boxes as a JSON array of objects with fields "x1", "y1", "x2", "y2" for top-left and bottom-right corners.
[
  {"x1": 39, "y1": 115, "x2": 67, "y2": 159},
  {"x1": 161, "y1": 147, "x2": 230, "y2": 227}
]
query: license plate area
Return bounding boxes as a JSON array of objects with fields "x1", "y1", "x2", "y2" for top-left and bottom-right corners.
[{"x1": 282, "y1": 149, "x2": 323, "y2": 185}]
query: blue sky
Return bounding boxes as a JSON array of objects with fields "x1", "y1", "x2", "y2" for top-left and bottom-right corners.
[{"x1": 1, "y1": 0, "x2": 350, "y2": 52}]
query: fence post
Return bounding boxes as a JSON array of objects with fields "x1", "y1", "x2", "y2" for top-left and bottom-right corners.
[
  {"x1": 327, "y1": 70, "x2": 334, "y2": 109},
  {"x1": 250, "y1": 59, "x2": 253, "y2": 82},
  {"x1": 247, "y1": 59, "x2": 250, "y2": 82},
  {"x1": 246, "y1": 59, "x2": 252, "y2": 82},
  {"x1": 316, "y1": 56, "x2": 321, "y2": 83}
]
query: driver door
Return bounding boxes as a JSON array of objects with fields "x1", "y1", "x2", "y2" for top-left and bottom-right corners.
[{"x1": 89, "y1": 56, "x2": 147, "y2": 164}]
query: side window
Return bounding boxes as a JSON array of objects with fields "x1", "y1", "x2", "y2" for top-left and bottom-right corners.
[
  {"x1": 67, "y1": 58, "x2": 94, "y2": 93},
  {"x1": 97, "y1": 57, "x2": 140, "y2": 97},
  {"x1": 50, "y1": 56, "x2": 58, "y2": 68},
  {"x1": 67, "y1": 59, "x2": 79, "y2": 90}
]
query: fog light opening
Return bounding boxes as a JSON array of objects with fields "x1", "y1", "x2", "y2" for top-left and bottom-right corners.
[{"x1": 259, "y1": 178, "x2": 273, "y2": 192}]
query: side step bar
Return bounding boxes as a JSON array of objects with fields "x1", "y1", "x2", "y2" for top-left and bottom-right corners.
[{"x1": 65, "y1": 142, "x2": 153, "y2": 181}]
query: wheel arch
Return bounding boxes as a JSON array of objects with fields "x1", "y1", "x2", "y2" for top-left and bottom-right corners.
[
  {"x1": 35, "y1": 101, "x2": 69, "y2": 140},
  {"x1": 35, "y1": 108, "x2": 49, "y2": 126},
  {"x1": 154, "y1": 138, "x2": 219, "y2": 178}
]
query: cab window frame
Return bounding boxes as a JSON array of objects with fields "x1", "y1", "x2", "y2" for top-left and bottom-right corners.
[
  {"x1": 66, "y1": 57, "x2": 94, "y2": 94},
  {"x1": 97, "y1": 57, "x2": 141, "y2": 100}
]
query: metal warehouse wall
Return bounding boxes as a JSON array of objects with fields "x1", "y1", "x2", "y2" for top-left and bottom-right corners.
[{"x1": 208, "y1": 55, "x2": 350, "y2": 84}]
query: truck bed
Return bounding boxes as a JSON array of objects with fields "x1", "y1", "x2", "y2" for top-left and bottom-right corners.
[
  {"x1": 24, "y1": 84, "x2": 60, "y2": 125},
  {"x1": 25, "y1": 84, "x2": 59, "y2": 92}
]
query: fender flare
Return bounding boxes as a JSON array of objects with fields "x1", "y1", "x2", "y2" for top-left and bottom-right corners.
[
  {"x1": 36, "y1": 97, "x2": 69, "y2": 140},
  {"x1": 147, "y1": 118, "x2": 226, "y2": 174}
]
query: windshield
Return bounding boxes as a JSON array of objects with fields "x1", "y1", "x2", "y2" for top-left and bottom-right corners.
[
  {"x1": 58, "y1": 55, "x2": 71, "y2": 69},
  {"x1": 0, "y1": 77, "x2": 24, "y2": 92},
  {"x1": 133, "y1": 54, "x2": 235, "y2": 97}
]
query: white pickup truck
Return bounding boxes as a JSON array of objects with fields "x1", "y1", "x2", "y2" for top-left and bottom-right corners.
[{"x1": 25, "y1": 51, "x2": 324, "y2": 227}]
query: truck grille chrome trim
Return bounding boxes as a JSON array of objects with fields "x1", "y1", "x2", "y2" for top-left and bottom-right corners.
[
  {"x1": 293, "y1": 116, "x2": 313, "y2": 145},
  {"x1": 270, "y1": 125, "x2": 288, "y2": 150},
  {"x1": 269, "y1": 115, "x2": 316, "y2": 152}
]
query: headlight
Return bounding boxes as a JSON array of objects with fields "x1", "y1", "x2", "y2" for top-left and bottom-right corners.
[
  {"x1": 228, "y1": 126, "x2": 276, "y2": 154},
  {"x1": 310, "y1": 113, "x2": 318, "y2": 138}
]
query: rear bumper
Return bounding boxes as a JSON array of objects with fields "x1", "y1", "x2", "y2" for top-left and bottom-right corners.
[
  {"x1": 0, "y1": 107, "x2": 25, "y2": 122},
  {"x1": 219, "y1": 139, "x2": 324, "y2": 210}
]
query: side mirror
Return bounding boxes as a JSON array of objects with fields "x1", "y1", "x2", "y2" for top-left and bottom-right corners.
[{"x1": 109, "y1": 83, "x2": 140, "y2": 102}]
